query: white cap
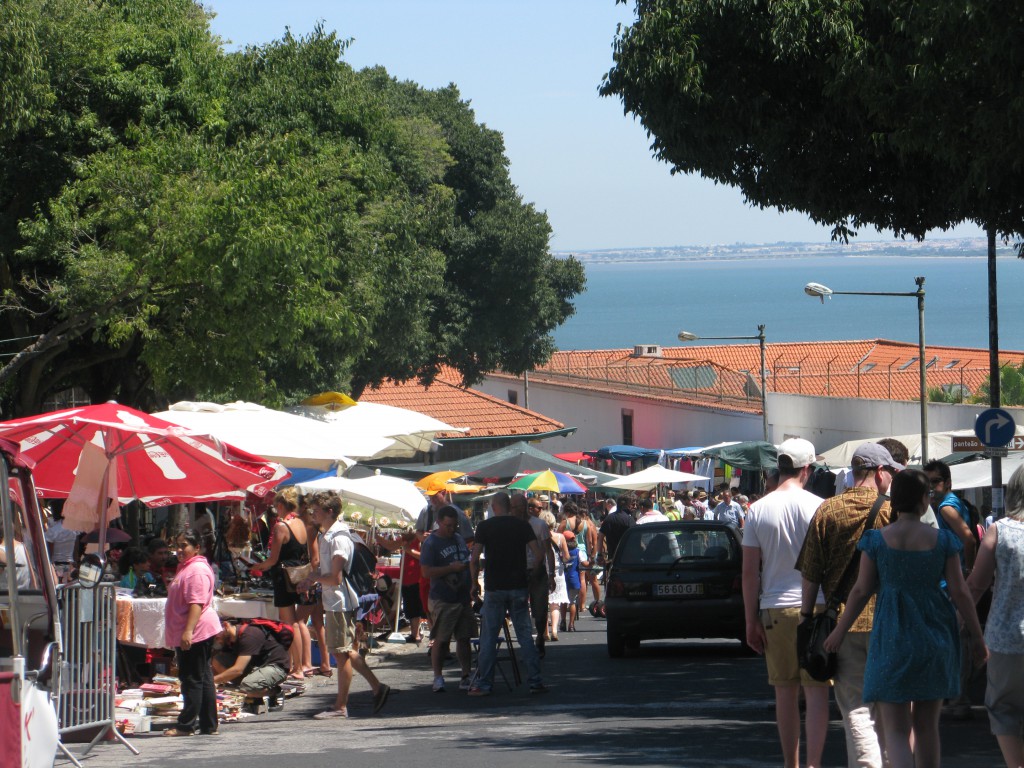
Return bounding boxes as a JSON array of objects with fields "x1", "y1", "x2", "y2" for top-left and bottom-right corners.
[{"x1": 775, "y1": 438, "x2": 817, "y2": 469}]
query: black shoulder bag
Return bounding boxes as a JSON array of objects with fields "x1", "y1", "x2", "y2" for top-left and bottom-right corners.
[{"x1": 799, "y1": 494, "x2": 885, "y2": 682}]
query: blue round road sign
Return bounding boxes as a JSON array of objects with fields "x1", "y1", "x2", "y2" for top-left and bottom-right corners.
[{"x1": 975, "y1": 408, "x2": 1017, "y2": 447}]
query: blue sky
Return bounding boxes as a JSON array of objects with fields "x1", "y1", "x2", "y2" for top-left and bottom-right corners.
[{"x1": 203, "y1": 1, "x2": 983, "y2": 252}]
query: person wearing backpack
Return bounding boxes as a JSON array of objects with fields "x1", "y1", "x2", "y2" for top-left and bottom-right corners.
[
  {"x1": 299, "y1": 491, "x2": 391, "y2": 720},
  {"x1": 212, "y1": 618, "x2": 291, "y2": 711}
]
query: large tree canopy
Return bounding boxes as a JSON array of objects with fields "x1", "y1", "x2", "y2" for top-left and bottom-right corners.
[
  {"x1": 601, "y1": 0, "x2": 1024, "y2": 242},
  {"x1": 0, "y1": 1, "x2": 583, "y2": 415}
]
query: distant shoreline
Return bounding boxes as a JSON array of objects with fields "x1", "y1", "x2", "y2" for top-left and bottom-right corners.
[{"x1": 554, "y1": 237, "x2": 1018, "y2": 264}]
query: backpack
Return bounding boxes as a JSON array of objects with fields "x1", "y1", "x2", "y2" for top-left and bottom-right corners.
[
  {"x1": 344, "y1": 530, "x2": 378, "y2": 597},
  {"x1": 240, "y1": 617, "x2": 294, "y2": 650}
]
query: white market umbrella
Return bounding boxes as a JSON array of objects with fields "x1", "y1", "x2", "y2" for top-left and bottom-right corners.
[
  {"x1": 293, "y1": 474, "x2": 423, "y2": 523},
  {"x1": 155, "y1": 401, "x2": 395, "y2": 469},
  {"x1": 296, "y1": 472, "x2": 426, "y2": 644},
  {"x1": 602, "y1": 464, "x2": 709, "y2": 491},
  {"x1": 290, "y1": 400, "x2": 468, "y2": 459}
]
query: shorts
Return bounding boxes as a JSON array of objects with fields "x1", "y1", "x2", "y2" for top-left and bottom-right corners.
[
  {"x1": 325, "y1": 610, "x2": 357, "y2": 655},
  {"x1": 239, "y1": 663, "x2": 288, "y2": 694},
  {"x1": 567, "y1": 586, "x2": 580, "y2": 606},
  {"x1": 760, "y1": 607, "x2": 829, "y2": 688},
  {"x1": 271, "y1": 570, "x2": 299, "y2": 609},
  {"x1": 402, "y1": 583, "x2": 427, "y2": 619},
  {"x1": 986, "y1": 650, "x2": 1024, "y2": 735},
  {"x1": 428, "y1": 600, "x2": 476, "y2": 643}
]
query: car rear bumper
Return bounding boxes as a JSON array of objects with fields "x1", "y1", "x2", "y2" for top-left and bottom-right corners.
[{"x1": 605, "y1": 595, "x2": 744, "y2": 640}]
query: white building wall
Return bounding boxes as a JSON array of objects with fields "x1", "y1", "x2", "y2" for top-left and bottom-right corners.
[
  {"x1": 769, "y1": 393, "x2": 1024, "y2": 451},
  {"x1": 481, "y1": 374, "x2": 1024, "y2": 455},
  {"x1": 479, "y1": 375, "x2": 761, "y2": 451}
]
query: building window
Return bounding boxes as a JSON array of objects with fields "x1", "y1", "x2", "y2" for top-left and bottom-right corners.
[
  {"x1": 621, "y1": 409, "x2": 634, "y2": 446},
  {"x1": 507, "y1": 390, "x2": 518, "y2": 406}
]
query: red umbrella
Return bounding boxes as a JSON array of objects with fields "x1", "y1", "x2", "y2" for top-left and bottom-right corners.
[{"x1": 0, "y1": 402, "x2": 288, "y2": 515}]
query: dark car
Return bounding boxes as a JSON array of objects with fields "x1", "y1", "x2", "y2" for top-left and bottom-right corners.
[{"x1": 604, "y1": 520, "x2": 744, "y2": 657}]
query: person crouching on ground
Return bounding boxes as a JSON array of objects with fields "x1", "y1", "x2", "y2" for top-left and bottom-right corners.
[
  {"x1": 419, "y1": 506, "x2": 475, "y2": 692},
  {"x1": 212, "y1": 619, "x2": 290, "y2": 712},
  {"x1": 299, "y1": 492, "x2": 390, "y2": 719}
]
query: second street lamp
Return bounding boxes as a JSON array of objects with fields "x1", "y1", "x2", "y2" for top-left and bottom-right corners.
[
  {"x1": 804, "y1": 276, "x2": 928, "y2": 464},
  {"x1": 677, "y1": 325, "x2": 768, "y2": 441}
]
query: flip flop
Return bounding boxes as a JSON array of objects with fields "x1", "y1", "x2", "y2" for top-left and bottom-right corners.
[
  {"x1": 303, "y1": 669, "x2": 316, "y2": 678},
  {"x1": 314, "y1": 668, "x2": 334, "y2": 678}
]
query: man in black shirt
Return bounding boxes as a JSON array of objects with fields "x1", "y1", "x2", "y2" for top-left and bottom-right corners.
[
  {"x1": 213, "y1": 619, "x2": 291, "y2": 710},
  {"x1": 468, "y1": 491, "x2": 547, "y2": 697},
  {"x1": 597, "y1": 494, "x2": 637, "y2": 565}
]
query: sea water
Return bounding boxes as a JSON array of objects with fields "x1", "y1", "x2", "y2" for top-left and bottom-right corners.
[{"x1": 553, "y1": 256, "x2": 1024, "y2": 352}]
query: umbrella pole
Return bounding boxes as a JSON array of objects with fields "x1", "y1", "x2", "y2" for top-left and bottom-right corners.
[{"x1": 386, "y1": 545, "x2": 406, "y2": 643}]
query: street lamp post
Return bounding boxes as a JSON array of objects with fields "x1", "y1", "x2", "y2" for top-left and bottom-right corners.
[
  {"x1": 804, "y1": 277, "x2": 928, "y2": 464},
  {"x1": 678, "y1": 325, "x2": 768, "y2": 442}
]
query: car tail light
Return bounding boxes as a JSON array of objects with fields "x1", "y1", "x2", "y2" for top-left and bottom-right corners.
[{"x1": 606, "y1": 576, "x2": 625, "y2": 598}]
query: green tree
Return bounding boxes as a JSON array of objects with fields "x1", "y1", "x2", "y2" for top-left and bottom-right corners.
[
  {"x1": 974, "y1": 363, "x2": 1024, "y2": 407},
  {"x1": 600, "y1": 0, "x2": 1024, "y2": 242},
  {"x1": 0, "y1": 13, "x2": 584, "y2": 414}
]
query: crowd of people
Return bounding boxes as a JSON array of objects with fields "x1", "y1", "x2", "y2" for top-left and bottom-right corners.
[
  {"x1": 741, "y1": 436, "x2": 1024, "y2": 768},
  {"x1": 18, "y1": 449, "x2": 1024, "y2": 767}
]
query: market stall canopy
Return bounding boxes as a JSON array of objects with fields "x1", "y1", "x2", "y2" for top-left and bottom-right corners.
[
  {"x1": 602, "y1": 464, "x2": 709, "y2": 490},
  {"x1": 950, "y1": 453, "x2": 1024, "y2": 490},
  {"x1": 441, "y1": 441, "x2": 620, "y2": 485},
  {"x1": 586, "y1": 445, "x2": 662, "y2": 463},
  {"x1": 818, "y1": 427, "x2": 1024, "y2": 468},
  {"x1": 294, "y1": 474, "x2": 423, "y2": 522},
  {"x1": 701, "y1": 440, "x2": 778, "y2": 472},
  {"x1": 665, "y1": 442, "x2": 740, "y2": 458},
  {"x1": 0, "y1": 403, "x2": 288, "y2": 511},
  {"x1": 290, "y1": 396, "x2": 468, "y2": 459},
  {"x1": 155, "y1": 401, "x2": 391, "y2": 469}
]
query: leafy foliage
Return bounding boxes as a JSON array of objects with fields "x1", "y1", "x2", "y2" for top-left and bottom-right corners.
[
  {"x1": 601, "y1": 0, "x2": 1024, "y2": 242},
  {"x1": 0, "y1": 7, "x2": 583, "y2": 414},
  {"x1": 974, "y1": 363, "x2": 1024, "y2": 407}
]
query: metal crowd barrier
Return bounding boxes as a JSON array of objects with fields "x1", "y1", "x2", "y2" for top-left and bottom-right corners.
[{"x1": 55, "y1": 582, "x2": 138, "y2": 765}]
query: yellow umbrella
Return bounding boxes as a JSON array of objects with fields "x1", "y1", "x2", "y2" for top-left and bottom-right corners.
[
  {"x1": 300, "y1": 391, "x2": 358, "y2": 411},
  {"x1": 415, "y1": 470, "x2": 470, "y2": 495}
]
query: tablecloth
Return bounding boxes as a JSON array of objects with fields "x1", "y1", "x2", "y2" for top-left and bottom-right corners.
[{"x1": 116, "y1": 597, "x2": 279, "y2": 648}]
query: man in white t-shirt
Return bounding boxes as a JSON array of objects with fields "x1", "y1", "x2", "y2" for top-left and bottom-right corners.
[
  {"x1": 742, "y1": 438, "x2": 828, "y2": 768},
  {"x1": 301, "y1": 491, "x2": 390, "y2": 720}
]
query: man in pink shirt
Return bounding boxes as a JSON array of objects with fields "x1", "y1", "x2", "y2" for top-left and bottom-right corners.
[{"x1": 163, "y1": 530, "x2": 222, "y2": 737}]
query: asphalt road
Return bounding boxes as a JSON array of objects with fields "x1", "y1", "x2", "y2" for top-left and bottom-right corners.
[{"x1": 65, "y1": 614, "x2": 1005, "y2": 768}]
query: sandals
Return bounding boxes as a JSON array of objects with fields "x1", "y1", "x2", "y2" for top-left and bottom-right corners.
[
  {"x1": 314, "y1": 668, "x2": 334, "y2": 678},
  {"x1": 163, "y1": 727, "x2": 194, "y2": 737}
]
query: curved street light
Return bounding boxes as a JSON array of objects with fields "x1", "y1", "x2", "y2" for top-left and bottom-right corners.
[
  {"x1": 804, "y1": 277, "x2": 928, "y2": 464},
  {"x1": 677, "y1": 325, "x2": 768, "y2": 441}
]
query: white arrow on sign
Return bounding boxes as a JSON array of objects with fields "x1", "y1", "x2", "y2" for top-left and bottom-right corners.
[
  {"x1": 1014, "y1": 436, "x2": 1024, "y2": 450},
  {"x1": 985, "y1": 412, "x2": 1012, "y2": 445}
]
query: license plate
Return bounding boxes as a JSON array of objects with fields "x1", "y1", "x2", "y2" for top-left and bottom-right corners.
[{"x1": 654, "y1": 583, "x2": 704, "y2": 597}]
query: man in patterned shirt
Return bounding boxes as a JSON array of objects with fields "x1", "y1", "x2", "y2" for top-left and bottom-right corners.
[{"x1": 796, "y1": 442, "x2": 902, "y2": 768}]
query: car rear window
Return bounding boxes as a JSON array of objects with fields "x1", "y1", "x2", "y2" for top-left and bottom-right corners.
[{"x1": 616, "y1": 527, "x2": 737, "y2": 566}]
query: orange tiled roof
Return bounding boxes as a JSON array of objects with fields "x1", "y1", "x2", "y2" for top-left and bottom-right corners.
[
  {"x1": 360, "y1": 369, "x2": 566, "y2": 439},
  {"x1": 486, "y1": 340, "x2": 1024, "y2": 412}
]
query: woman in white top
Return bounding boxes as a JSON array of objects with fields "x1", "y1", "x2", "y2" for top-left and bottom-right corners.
[
  {"x1": 0, "y1": 517, "x2": 32, "y2": 590},
  {"x1": 541, "y1": 512, "x2": 570, "y2": 641},
  {"x1": 969, "y1": 464, "x2": 1024, "y2": 768}
]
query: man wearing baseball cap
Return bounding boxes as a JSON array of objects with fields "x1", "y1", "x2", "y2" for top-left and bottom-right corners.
[
  {"x1": 796, "y1": 442, "x2": 902, "y2": 767},
  {"x1": 743, "y1": 438, "x2": 828, "y2": 768}
]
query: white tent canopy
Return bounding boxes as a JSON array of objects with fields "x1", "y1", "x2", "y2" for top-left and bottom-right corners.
[
  {"x1": 951, "y1": 454, "x2": 1024, "y2": 490},
  {"x1": 819, "y1": 427, "x2": 1024, "y2": 468},
  {"x1": 290, "y1": 401, "x2": 468, "y2": 459},
  {"x1": 294, "y1": 474, "x2": 424, "y2": 522},
  {"x1": 602, "y1": 464, "x2": 709, "y2": 490},
  {"x1": 155, "y1": 401, "x2": 394, "y2": 470}
]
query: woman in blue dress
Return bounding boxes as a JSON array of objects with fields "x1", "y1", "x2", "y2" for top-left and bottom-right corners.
[{"x1": 825, "y1": 469, "x2": 987, "y2": 768}]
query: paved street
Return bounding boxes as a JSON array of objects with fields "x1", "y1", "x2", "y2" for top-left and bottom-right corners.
[{"x1": 66, "y1": 615, "x2": 1004, "y2": 768}]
